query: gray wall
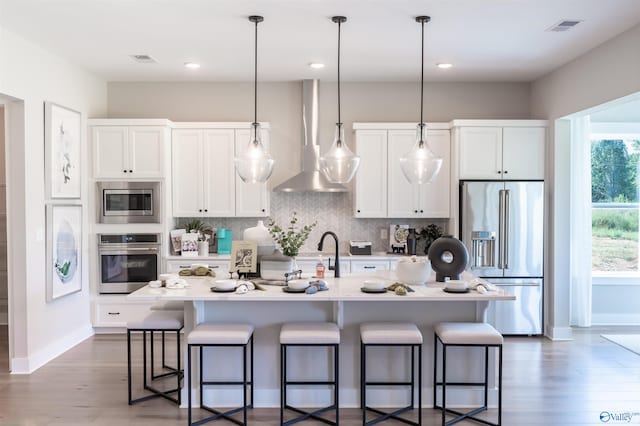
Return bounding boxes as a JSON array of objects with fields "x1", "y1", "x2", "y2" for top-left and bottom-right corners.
[
  {"x1": 108, "y1": 81, "x2": 531, "y2": 189},
  {"x1": 531, "y1": 23, "x2": 640, "y2": 336}
]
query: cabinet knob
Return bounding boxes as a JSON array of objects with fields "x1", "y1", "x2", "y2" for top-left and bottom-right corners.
[
  {"x1": 198, "y1": 209, "x2": 202, "y2": 213},
  {"x1": 420, "y1": 210, "x2": 424, "y2": 213},
  {"x1": 504, "y1": 170, "x2": 508, "y2": 174},
  {"x1": 357, "y1": 209, "x2": 361, "y2": 213},
  {"x1": 414, "y1": 210, "x2": 418, "y2": 213},
  {"x1": 204, "y1": 209, "x2": 208, "y2": 213},
  {"x1": 261, "y1": 208, "x2": 265, "y2": 212},
  {"x1": 123, "y1": 170, "x2": 127, "y2": 173},
  {"x1": 129, "y1": 169, "x2": 133, "y2": 173},
  {"x1": 497, "y1": 171, "x2": 502, "y2": 174}
]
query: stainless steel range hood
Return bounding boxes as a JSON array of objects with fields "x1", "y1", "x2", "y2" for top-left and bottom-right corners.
[{"x1": 273, "y1": 79, "x2": 348, "y2": 192}]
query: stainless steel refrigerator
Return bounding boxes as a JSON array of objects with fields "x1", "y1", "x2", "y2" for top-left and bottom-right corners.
[{"x1": 460, "y1": 181, "x2": 544, "y2": 335}]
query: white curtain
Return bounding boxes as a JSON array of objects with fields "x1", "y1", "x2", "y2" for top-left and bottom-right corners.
[{"x1": 570, "y1": 116, "x2": 593, "y2": 327}]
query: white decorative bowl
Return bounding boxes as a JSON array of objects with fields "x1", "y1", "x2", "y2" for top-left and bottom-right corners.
[
  {"x1": 214, "y1": 279, "x2": 237, "y2": 290},
  {"x1": 395, "y1": 258, "x2": 431, "y2": 285},
  {"x1": 363, "y1": 279, "x2": 386, "y2": 291},
  {"x1": 444, "y1": 280, "x2": 468, "y2": 291},
  {"x1": 287, "y1": 279, "x2": 311, "y2": 290}
]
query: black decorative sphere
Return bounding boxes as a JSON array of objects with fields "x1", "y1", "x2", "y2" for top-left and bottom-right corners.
[{"x1": 427, "y1": 235, "x2": 469, "y2": 282}]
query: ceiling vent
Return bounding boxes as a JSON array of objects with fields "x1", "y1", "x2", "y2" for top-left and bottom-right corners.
[
  {"x1": 130, "y1": 54, "x2": 157, "y2": 63},
  {"x1": 547, "y1": 20, "x2": 583, "y2": 32}
]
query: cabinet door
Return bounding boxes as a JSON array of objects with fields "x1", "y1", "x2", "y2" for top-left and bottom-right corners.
[
  {"x1": 93, "y1": 126, "x2": 128, "y2": 178},
  {"x1": 203, "y1": 129, "x2": 236, "y2": 217},
  {"x1": 387, "y1": 130, "x2": 419, "y2": 217},
  {"x1": 354, "y1": 130, "x2": 388, "y2": 217},
  {"x1": 417, "y1": 129, "x2": 450, "y2": 218},
  {"x1": 502, "y1": 127, "x2": 545, "y2": 179},
  {"x1": 172, "y1": 130, "x2": 205, "y2": 217},
  {"x1": 128, "y1": 126, "x2": 165, "y2": 178},
  {"x1": 459, "y1": 127, "x2": 503, "y2": 179},
  {"x1": 234, "y1": 129, "x2": 270, "y2": 217}
]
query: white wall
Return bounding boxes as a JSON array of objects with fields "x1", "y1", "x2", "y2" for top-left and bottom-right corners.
[
  {"x1": 531, "y1": 23, "x2": 640, "y2": 338},
  {"x1": 0, "y1": 25, "x2": 107, "y2": 372},
  {"x1": 0, "y1": 106, "x2": 6, "y2": 324},
  {"x1": 107, "y1": 81, "x2": 531, "y2": 189}
]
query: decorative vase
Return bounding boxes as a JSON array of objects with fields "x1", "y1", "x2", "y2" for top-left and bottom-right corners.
[
  {"x1": 243, "y1": 220, "x2": 276, "y2": 256},
  {"x1": 406, "y1": 228, "x2": 417, "y2": 256},
  {"x1": 427, "y1": 235, "x2": 469, "y2": 282}
]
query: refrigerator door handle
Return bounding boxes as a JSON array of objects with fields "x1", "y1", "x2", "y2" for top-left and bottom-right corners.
[
  {"x1": 504, "y1": 189, "x2": 510, "y2": 269},
  {"x1": 498, "y1": 189, "x2": 505, "y2": 269}
]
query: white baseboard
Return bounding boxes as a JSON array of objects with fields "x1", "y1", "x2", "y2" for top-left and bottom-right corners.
[
  {"x1": 545, "y1": 326, "x2": 573, "y2": 340},
  {"x1": 10, "y1": 325, "x2": 94, "y2": 374},
  {"x1": 592, "y1": 313, "x2": 640, "y2": 325}
]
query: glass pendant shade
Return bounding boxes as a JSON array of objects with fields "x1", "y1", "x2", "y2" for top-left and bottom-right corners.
[
  {"x1": 400, "y1": 123, "x2": 442, "y2": 184},
  {"x1": 235, "y1": 122, "x2": 274, "y2": 183},
  {"x1": 319, "y1": 124, "x2": 360, "y2": 184}
]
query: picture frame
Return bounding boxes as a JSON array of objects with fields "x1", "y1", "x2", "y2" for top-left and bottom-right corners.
[
  {"x1": 46, "y1": 204, "x2": 82, "y2": 301},
  {"x1": 45, "y1": 102, "x2": 81, "y2": 199},
  {"x1": 389, "y1": 224, "x2": 409, "y2": 254},
  {"x1": 230, "y1": 240, "x2": 258, "y2": 274},
  {"x1": 181, "y1": 232, "x2": 199, "y2": 257}
]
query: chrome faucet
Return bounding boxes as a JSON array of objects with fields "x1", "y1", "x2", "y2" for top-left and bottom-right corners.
[{"x1": 317, "y1": 231, "x2": 340, "y2": 278}]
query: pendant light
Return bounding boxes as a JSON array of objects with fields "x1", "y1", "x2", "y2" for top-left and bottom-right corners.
[
  {"x1": 234, "y1": 15, "x2": 275, "y2": 183},
  {"x1": 399, "y1": 16, "x2": 443, "y2": 184},
  {"x1": 319, "y1": 16, "x2": 360, "y2": 184}
]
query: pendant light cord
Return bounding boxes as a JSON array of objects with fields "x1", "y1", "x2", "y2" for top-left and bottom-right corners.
[
  {"x1": 337, "y1": 19, "x2": 342, "y2": 127},
  {"x1": 254, "y1": 18, "x2": 258, "y2": 130},
  {"x1": 420, "y1": 18, "x2": 424, "y2": 129}
]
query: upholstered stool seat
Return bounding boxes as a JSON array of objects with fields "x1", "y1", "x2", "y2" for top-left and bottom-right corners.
[
  {"x1": 127, "y1": 311, "x2": 184, "y2": 405},
  {"x1": 280, "y1": 322, "x2": 340, "y2": 426},
  {"x1": 433, "y1": 322, "x2": 503, "y2": 426},
  {"x1": 187, "y1": 323, "x2": 254, "y2": 426},
  {"x1": 360, "y1": 322, "x2": 423, "y2": 426}
]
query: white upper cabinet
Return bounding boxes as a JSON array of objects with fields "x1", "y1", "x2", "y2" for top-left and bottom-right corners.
[
  {"x1": 171, "y1": 124, "x2": 270, "y2": 218},
  {"x1": 456, "y1": 121, "x2": 546, "y2": 180},
  {"x1": 353, "y1": 123, "x2": 451, "y2": 218},
  {"x1": 92, "y1": 122, "x2": 167, "y2": 179},
  {"x1": 354, "y1": 130, "x2": 388, "y2": 218}
]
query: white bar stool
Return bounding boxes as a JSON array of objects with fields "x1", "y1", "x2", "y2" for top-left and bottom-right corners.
[
  {"x1": 433, "y1": 322, "x2": 503, "y2": 426},
  {"x1": 280, "y1": 322, "x2": 340, "y2": 426},
  {"x1": 187, "y1": 323, "x2": 254, "y2": 426},
  {"x1": 360, "y1": 322, "x2": 423, "y2": 426},
  {"x1": 127, "y1": 310, "x2": 184, "y2": 405},
  {"x1": 149, "y1": 301, "x2": 184, "y2": 380}
]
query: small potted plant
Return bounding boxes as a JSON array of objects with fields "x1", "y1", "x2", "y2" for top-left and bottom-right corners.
[
  {"x1": 418, "y1": 224, "x2": 444, "y2": 256},
  {"x1": 267, "y1": 212, "x2": 317, "y2": 258}
]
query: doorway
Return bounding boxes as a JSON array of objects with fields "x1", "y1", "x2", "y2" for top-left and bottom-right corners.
[{"x1": 0, "y1": 104, "x2": 7, "y2": 370}]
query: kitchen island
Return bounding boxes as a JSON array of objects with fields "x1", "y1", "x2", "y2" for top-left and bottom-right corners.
[{"x1": 128, "y1": 271, "x2": 514, "y2": 409}]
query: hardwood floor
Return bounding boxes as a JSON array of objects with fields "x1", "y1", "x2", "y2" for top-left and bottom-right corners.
[{"x1": 0, "y1": 326, "x2": 639, "y2": 425}]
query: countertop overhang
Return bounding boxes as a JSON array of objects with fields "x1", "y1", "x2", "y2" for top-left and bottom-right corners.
[{"x1": 128, "y1": 271, "x2": 515, "y2": 303}]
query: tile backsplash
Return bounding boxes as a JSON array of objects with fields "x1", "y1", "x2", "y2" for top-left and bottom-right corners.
[{"x1": 175, "y1": 192, "x2": 449, "y2": 255}]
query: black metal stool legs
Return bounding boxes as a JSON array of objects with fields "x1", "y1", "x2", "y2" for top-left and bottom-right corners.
[
  {"x1": 127, "y1": 327, "x2": 183, "y2": 405},
  {"x1": 433, "y1": 334, "x2": 502, "y2": 426},
  {"x1": 280, "y1": 343, "x2": 340, "y2": 426},
  {"x1": 361, "y1": 342, "x2": 422, "y2": 426},
  {"x1": 188, "y1": 336, "x2": 254, "y2": 426}
]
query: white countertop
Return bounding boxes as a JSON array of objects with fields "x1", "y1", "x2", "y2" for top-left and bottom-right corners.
[
  {"x1": 165, "y1": 253, "x2": 412, "y2": 261},
  {"x1": 128, "y1": 270, "x2": 515, "y2": 303}
]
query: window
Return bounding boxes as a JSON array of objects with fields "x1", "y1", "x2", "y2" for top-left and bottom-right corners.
[{"x1": 591, "y1": 137, "x2": 640, "y2": 274}]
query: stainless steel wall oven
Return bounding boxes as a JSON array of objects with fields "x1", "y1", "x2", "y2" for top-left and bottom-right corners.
[{"x1": 98, "y1": 233, "x2": 160, "y2": 294}]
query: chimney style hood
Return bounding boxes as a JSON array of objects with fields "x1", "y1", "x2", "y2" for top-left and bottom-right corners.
[{"x1": 273, "y1": 79, "x2": 348, "y2": 192}]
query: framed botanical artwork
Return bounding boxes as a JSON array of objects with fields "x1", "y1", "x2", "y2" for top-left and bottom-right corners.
[
  {"x1": 230, "y1": 240, "x2": 258, "y2": 274},
  {"x1": 46, "y1": 204, "x2": 82, "y2": 301},
  {"x1": 45, "y1": 102, "x2": 81, "y2": 199}
]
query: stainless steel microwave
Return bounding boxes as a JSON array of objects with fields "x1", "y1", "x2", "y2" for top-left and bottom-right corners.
[{"x1": 97, "y1": 181, "x2": 161, "y2": 224}]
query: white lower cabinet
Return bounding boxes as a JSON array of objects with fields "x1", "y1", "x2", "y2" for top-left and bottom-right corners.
[
  {"x1": 350, "y1": 259, "x2": 390, "y2": 273},
  {"x1": 165, "y1": 259, "x2": 231, "y2": 278},
  {"x1": 93, "y1": 300, "x2": 155, "y2": 328}
]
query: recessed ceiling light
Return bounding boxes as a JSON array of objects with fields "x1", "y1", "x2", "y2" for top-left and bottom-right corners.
[
  {"x1": 130, "y1": 54, "x2": 157, "y2": 64},
  {"x1": 184, "y1": 62, "x2": 201, "y2": 69},
  {"x1": 437, "y1": 63, "x2": 453, "y2": 69},
  {"x1": 309, "y1": 63, "x2": 325, "y2": 69}
]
